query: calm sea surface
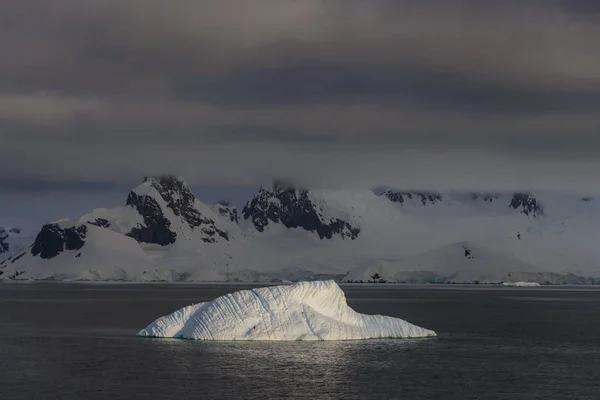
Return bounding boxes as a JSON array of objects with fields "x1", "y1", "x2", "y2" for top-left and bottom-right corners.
[{"x1": 1, "y1": 283, "x2": 599, "y2": 399}]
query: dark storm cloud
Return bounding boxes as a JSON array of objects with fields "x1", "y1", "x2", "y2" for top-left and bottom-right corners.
[
  {"x1": 172, "y1": 65, "x2": 600, "y2": 116},
  {"x1": 0, "y1": 177, "x2": 129, "y2": 194},
  {"x1": 1, "y1": 0, "x2": 600, "y2": 191}
]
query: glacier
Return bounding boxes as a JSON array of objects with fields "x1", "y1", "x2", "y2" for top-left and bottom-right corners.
[{"x1": 138, "y1": 280, "x2": 436, "y2": 341}]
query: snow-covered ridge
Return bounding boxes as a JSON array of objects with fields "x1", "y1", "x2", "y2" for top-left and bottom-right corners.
[
  {"x1": 4, "y1": 176, "x2": 600, "y2": 283},
  {"x1": 138, "y1": 280, "x2": 436, "y2": 340},
  {"x1": 383, "y1": 190, "x2": 544, "y2": 217}
]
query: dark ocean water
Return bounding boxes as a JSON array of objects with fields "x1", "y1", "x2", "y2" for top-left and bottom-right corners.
[{"x1": 1, "y1": 283, "x2": 599, "y2": 400}]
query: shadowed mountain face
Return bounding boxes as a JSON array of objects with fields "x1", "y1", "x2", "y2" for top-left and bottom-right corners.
[
  {"x1": 125, "y1": 192, "x2": 177, "y2": 246},
  {"x1": 30, "y1": 224, "x2": 87, "y2": 259},
  {"x1": 242, "y1": 183, "x2": 360, "y2": 240}
]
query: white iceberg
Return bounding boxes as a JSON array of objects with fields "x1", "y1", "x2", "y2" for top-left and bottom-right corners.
[
  {"x1": 502, "y1": 281, "x2": 541, "y2": 287},
  {"x1": 138, "y1": 280, "x2": 436, "y2": 341}
]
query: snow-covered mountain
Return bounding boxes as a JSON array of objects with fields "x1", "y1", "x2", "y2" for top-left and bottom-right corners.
[{"x1": 2, "y1": 176, "x2": 600, "y2": 283}]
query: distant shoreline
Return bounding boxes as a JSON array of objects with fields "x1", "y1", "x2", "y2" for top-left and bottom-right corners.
[{"x1": 2, "y1": 280, "x2": 600, "y2": 290}]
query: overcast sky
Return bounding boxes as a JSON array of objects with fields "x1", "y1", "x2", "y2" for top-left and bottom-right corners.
[{"x1": 2, "y1": 0, "x2": 600, "y2": 227}]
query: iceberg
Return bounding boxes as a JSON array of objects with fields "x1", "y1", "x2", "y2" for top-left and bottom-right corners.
[
  {"x1": 138, "y1": 280, "x2": 436, "y2": 340},
  {"x1": 502, "y1": 281, "x2": 541, "y2": 287}
]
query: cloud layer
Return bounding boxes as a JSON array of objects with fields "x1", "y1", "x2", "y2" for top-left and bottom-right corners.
[{"x1": 2, "y1": 0, "x2": 600, "y2": 191}]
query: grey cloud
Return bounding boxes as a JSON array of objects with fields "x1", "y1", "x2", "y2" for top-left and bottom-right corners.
[
  {"x1": 172, "y1": 65, "x2": 600, "y2": 116},
  {"x1": 0, "y1": 0, "x2": 600, "y2": 193},
  {"x1": 0, "y1": 178, "x2": 129, "y2": 194},
  {"x1": 4, "y1": 0, "x2": 600, "y2": 94}
]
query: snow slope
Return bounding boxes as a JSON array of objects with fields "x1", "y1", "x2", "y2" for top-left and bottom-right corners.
[
  {"x1": 138, "y1": 280, "x2": 435, "y2": 340},
  {"x1": 344, "y1": 242, "x2": 551, "y2": 284}
]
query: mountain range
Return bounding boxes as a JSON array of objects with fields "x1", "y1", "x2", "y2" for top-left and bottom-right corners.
[{"x1": 1, "y1": 175, "x2": 599, "y2": 284}]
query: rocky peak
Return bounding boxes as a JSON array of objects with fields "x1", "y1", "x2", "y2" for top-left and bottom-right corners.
[
  {"x1": 125, "y1": 176, "x2": 229, "y2": 245},
  {"x1": 142, "y1": 175, "x2": 207, "y2": 229},
  {"x1": 383, "y1": 191, "x2": 443, "y2": 206},
  {"x1": 509, "y1": 193, "x2": 544, "y2": 217},
  {"x1": 242, "y1": 184, "x2": 360, "y2": 240},
  {"x1": 30, "y1": 223, "x2": 87, "y2": 259}
]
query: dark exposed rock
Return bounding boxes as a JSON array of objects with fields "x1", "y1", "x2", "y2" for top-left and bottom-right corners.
[
  {"x1": 88, "y1": 218, "x2": 111, "y2": 228},
  {"x1": 510, "y1": 193, "x2": 544, "y2": 217},
  {"x1": 125, "y1": 192, "x2": 177, "y2": 246},
  {"x1": 215, "y1": 203, "x2": 239, "y2": 224},
  {"x1": 201, "y1": 226, "x2": 229, "y2": 242},
  {"x1": 384, "y1": 191, "x2": 443, "y2": 206},
  {"x1": 242, "y1": 185, "x2": 360, "y2": 240},
  {"x1": 462, "y1": 245, "x2": 474, "y2": 259},
  {"x1": 0, "y1": 228, "x2": 8, "y2": 254},
  {"x1": 369, "y1": 273, "x2": 387, "y2": 283},
  {"x1": 7, "y1": 270, "x2": 25, "y2": 279},
  {"x1": 470, "y1": 193, "x2": 501, "y2": 203},
  {"x1": 30, "y1": 224, "x2": 87, "y2": 259}
]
